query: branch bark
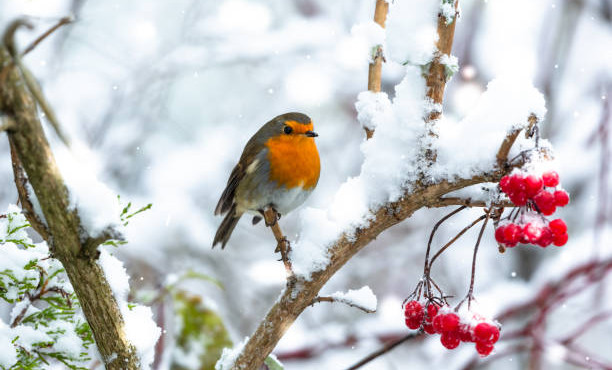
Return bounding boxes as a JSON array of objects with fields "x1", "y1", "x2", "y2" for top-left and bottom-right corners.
[
  {"x1": 311, "y1": 295, "x2": 376, "y2": 314},
  {"x1": 364, "y1": 0, "x2": 389, "y2": 139},
  {"x1": 0, "y1": 23, "x2": 139, "y2": 369},
  {"x1": 425, "y1": 1, "x2": 459, "y2": 122}
]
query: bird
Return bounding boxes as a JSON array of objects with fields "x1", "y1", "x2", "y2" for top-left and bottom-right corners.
[{"x1": 213, "y1": 112, "x2": 320, "y2": 248}]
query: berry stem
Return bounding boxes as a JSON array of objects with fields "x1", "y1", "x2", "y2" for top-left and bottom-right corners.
[
  {"x1": 428, "y1": 214, "x2": 487, "y2": 270},
  {"x1": 458, "y1": 209, "x2": 491, "y2": 311},
  {"x1": 424, "y1": 206, "x2": 467, "y2": 276}
]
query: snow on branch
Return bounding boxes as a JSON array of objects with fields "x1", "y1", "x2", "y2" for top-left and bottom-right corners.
[
  {"x1": 1, "y1": 19, "x2": 151, "y2": 369},
  {"x1": 214, "y1": 1, "x2": 555, "y2": 368},
  {"x1": 313, "y1": 286, "x2": 378, "y2": 314}
]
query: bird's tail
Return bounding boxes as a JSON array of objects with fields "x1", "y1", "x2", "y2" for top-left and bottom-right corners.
[{"x1": 212, "y1": 204, "x2": 241, "y2": 249}]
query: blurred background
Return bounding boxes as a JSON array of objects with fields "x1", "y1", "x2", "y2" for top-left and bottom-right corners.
[{"x1": 0, "y1": 0, "x2": 610, "y2": 369}]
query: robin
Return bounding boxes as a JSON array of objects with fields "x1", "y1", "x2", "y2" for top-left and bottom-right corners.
[{"x1": 213, "y1": 112, "x2": 320, "y2": 248}]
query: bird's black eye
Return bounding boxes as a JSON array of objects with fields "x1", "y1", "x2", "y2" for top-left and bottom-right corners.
[{"x1": 284, "y1": 126, "x2": 293, "y2": 134}]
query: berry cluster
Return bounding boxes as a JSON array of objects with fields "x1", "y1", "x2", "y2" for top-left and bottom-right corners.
[
  {"x1": 404, "y1": 300, "x2": 500, "y2": 356},
  {"x1": 496, "y1": 170, "x2": 569, "y2": 248}
]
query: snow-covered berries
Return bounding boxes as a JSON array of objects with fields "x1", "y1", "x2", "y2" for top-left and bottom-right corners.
[
  {"x1": 403, "y1": 300, "x2": 500, "y2": 356},
  {"x1": 496, "y1": 170, "x2": 569, "y2": 248}
]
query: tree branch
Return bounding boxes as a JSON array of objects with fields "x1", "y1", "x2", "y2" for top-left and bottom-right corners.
[
  {"x1": 311, "y1": 296, "x2": 376, "y2": 314},
  {"x1": 347, "y1": 332, "x2": 422, "y2": 370},
  {"x1": 3, "y1": 19, "x2": 71, "y2": 147},
  {"x1": 263, "y1": 208, "x2": 294, "y2": 279},
  {"x1": 226, "y1": 2, "x2": 546, "y2": 368},
  {"x1": 365, "y1": 0, "x2": 389, "y2": 139},
  {"x1": 232, "y1": 163, "x2": 517, "y2": 369},
  {"x1": 425, "y1": 1, "x2": 459, "y2": 123},
  {"x1": 0, "y1": 22, "x2": 139, "y2": 369},
  {"x1": 432, "y1": 197, "x2": 514, "y2": 208},
  {"x1": 496, "y1": 114, "x2": 538, "y2": 168}
]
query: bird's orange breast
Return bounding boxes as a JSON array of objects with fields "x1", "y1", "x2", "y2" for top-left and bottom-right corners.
[{"x1": 265, "y1": 133, "x2": 320, "y2": 190}]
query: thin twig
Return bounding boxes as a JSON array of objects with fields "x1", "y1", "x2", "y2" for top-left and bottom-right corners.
[
  {"x1": 263, "y1": 208, "x2": 294, "y2": 279},
  {"x1": 433, "y1": 197, "x2": 514, "y2": 208},
  {"x1": 428, "y1": 214, "x2": 487, "y2": 268},
  {"x1": 424, "y1": 206, "x2": 466, "y2": 274},
  {"x1": 21, "y1": 16, "x2": 73, "y2": 56},
  {"x1": 3, "y1": 18, "x2": 71, "y2": 147},
  {"x1": 346, "y1": 332, "x2": 423, "y2": 370},
  {"x1": 457, "y1": 209, "x2": 491, "y2": 310},
  {"x1": 364, "y1": 0, "x2": 389, "y2": 139},
  {"x1": 496, "y1": 114, "x2": 538, "y2": 168},
  {"x1": 560, "y1": 311, "x2": 612, "y2": 345},
  {"x1": 312, "y1": 296, "x2": 376, "y2": 314}
]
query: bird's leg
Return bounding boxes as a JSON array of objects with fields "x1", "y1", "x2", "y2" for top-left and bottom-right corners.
[{"x1": 262, "y1": 207, "x2": 293, "y2": 279}]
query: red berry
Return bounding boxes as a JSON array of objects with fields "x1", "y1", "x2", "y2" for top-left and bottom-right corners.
[
  {"x1": 549, "y1": 219, "x2": 567, "y2": 235},
  {"x1": 423, "y1": 303, "x2": 439, "y2": 333},
  {"x1": 499, "y1": 176, "x2": 511, "y2": 194},
  {"x1": 425, "y1": 303, "x2": 439, "y2": 322},
  {"x1": 508, "y1": 174, "x2": 526, "y2": 194},
  {"x1": 405, "y1": 317, "x2": 421, "y2": 330},
  {"x1": 519, "y1": 232, "x2": 530, "y2": 245},
  {"x1": 495, "y1": 225, "x2": 506, "y2": 243},
  {"x1": 541, "y1": 204, "x2": 557, "y2": 216},
  {"x1": 440, "y1": 331, "x2": 461, "y2": 349},
  {"x1": 509, "y1": 191, "x2": 528, "y2": 206},
  {"x1": 458, "y1": 325, "x2": 473, "y2": 342},
  {"x1": 524, "y1": 174, "x2": 543, "y2": 198},
  {"x1": 533, "y1": 190, "x2": 556, "y2": 214},
  {"x1": 404, "y1": 300, "x2": 423, "y2": 319},
  {"x1": 503, "y1": 223, "x2": 522, "y2": 244},
  {"x1": 536, "y1": 227, "x2": 553, "y2": 248},
  {"x1": 442, "y1": 313, "x2": 460, "y2": 332},
  {"x1": 423, "y1": 323, "x2": 436, "y2": 334},
  {"x1": 553, "y1": 232, "x2": 568, "y2": 246},
  {"x1": 475, "y1": 342, "x2": 494, "y2": 356},
  {"x1": 474, "y1": 323, "x2": 500, "y2": 344},
  {"x1": 542, "y1": 171, "x2": 560, "y2": 187},
  {"x1": 523, "y1": 223, "x2": 542, "y2": 244},
  {"x1": 432, "y1": 314, "x2": 444, "y2": 333},
  {"x1": 553, "y1": 190, "x2": 569, "y2": 207}
]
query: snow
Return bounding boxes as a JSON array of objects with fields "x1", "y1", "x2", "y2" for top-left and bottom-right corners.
[
  {"x1": 292, "y1": 57, "x2": 431, "y2": 281},
  {"x1": 215, "y1": 337, "x2": 249, "y2": 370},
  {"x1": 430, "y1": 76, "x2": 547, "y2": 181},
  {"x1": 355, "y1": 91, "x2": 392, "y2": 131},
  {"x1": 11, "y1": 325, "x2": 53, "y2": 351},
  {"x1": 98, "y1": 248, "x2": 161, "y2": 368},
  {"x1": 385, "y1": 0, "x2": 439, "y2": 65},
  {"x1": 342, "y1": 21, "x2": 386, "y2": 66},
  {"x1": 440, "y1": 54, "x2": 459, "y2": 78},
  {"x1": 55, "y1": 145, "x2": 122, "y2": 237},
  {"x1": 0, "y1": 324, "x2": 17, "y2": 367},
  {"x1": 285, "y1": 63, "x2": 333, "y2": 106},
  {"x1": 52, "y1": 320, "x2": 84, "y2": 358},
  {"x1": 330, "y1": 286, "x2": 377, "y2": 312},
  {"x1": 440, "y1": 1, "x2": 457, "y2": 25}
]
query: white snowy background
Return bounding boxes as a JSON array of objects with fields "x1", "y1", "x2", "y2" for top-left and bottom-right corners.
[{"x1": 0, "y1": 0, "x2": 611, "y2": 369}]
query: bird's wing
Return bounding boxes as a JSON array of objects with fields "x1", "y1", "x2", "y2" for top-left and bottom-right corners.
[{"x1": 214, "y1": 138, "x2": 265, "y2": 216}]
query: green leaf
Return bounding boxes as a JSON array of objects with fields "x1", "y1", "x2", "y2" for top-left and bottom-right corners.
[{"x1": 170, "y1": 291, "x2": 232, "y2": 370}]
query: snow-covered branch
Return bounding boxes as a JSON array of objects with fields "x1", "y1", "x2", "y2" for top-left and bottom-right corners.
[
  {"x1": 0, "y1": 20, "x2": 144, "y2": 369},
  {"x1": 222, "y1": 1, "x2": 555, "y2": 368},
  {"x1": 313, "y1": 286, "x2": 378, "y2": 314}
]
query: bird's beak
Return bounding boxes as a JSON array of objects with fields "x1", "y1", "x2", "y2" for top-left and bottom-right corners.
[{"x1": 305, "y1": 130, "x2": 318, "y2": 137}]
